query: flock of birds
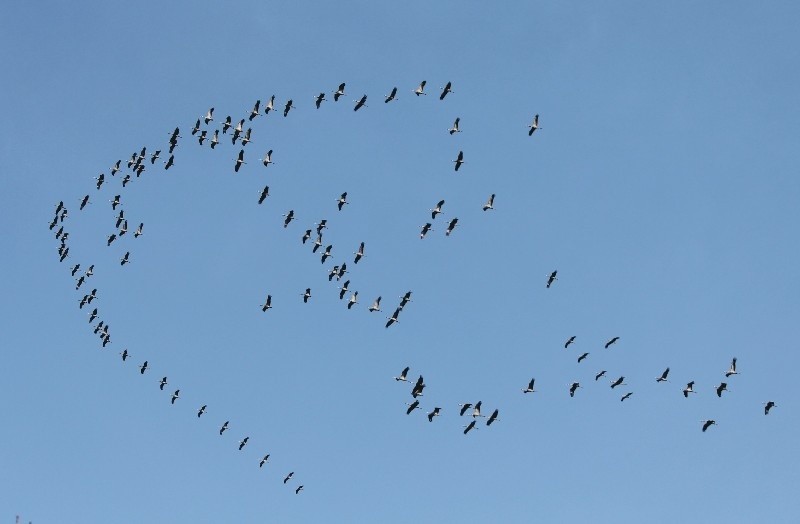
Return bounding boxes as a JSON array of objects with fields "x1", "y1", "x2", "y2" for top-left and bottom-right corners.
[{"x1": 50, "y1": 79, "x2": 776, "y2": 496}]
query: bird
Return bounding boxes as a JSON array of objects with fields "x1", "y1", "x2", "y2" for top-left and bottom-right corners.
[
  {"x1": 249, "y1": 100, "x2": 261, "y2": 121},
  {"x1": 314, "y1": 92, "x2": 326, "y2": 109},
  {"x1": 430, "y1": 201, "x2": 446, "y2": 221},
  {"x1": 120, "y1": 252, "x2": 130, "y2": 266},
  {"x1": 353, "y1": 95, "x2": 367, "y2": 111},
  {"x1": 75, "y1": 276, "x2": 85, "y2": 290},
  {"x1": 394, "y1": 367, "x2": 410, "y2": 382},
  {"x1": 569, "y1": 382, "x2": 581, "y2": 397},
  {"x1": 458, "y1": 403, "x2": 473, "y2": 416},
  {"x1": 171, "y1": 390, "x2": 180, "y2": 404},
  {"x1": 610, "y1": 376, "x2": 626, "y2": 389},
  {"x1": 621, "y1": 392, "x2": 634, "y2": 402},
  {"x1": 701, "y1": 420, "x2": 716, "y2": 432},
  {"x1": 283, "y1": 99, "x2": 294, "y2": 117},
  {"x1": 656, "y1": 367, "x2": 670, "y2": 382},
  {"x1": 94, "y1": 174, "x2": 104, "y2": 190},
  {"x1": 197, "y1": 405, "x2": 207, "y2": 418},
  {"x1": 315, "y1": 219, "x2": 328, "y2": 234},
  {"x1": 264, "y1": 96, "x2": 275, "y2": 115},
  {"x1": 453, "y1": 150, "x2": 465, "y2": 171},
  {"x1": 577, "y1": 352, "x2": 589, "y2": 363},
  {"x1": 420, "y1": 223, "x2": 433, "y2": 239},
  {"x1": 472, "y1": 401, "x2": 484, "y2": 418},
  {"x1": 406, "y1": 400, "x2": 420, "y2": 415},
  {"x1": 336, "y1": 192, "x2": 348, "y2": 210},
  {"x1": 302, "y1": 288, "x2": 311, "y2": 303},
  {"x1": 164, "y1": 154, "x2": 174, "y2": 170},
  {"x1": 604, "y1": 337, "x2": 620, "y2": 349},
  {"x1": 88, "y1": 308, "x2": 98, "y2": 323},
  {"x1": 764, "y1": 401, "x2": 776, "y2": 415},
  {"x1": 546, "y1": 270, "x2": 558, "y2": 288},
  {"x1": 283, "y1": 210, "x2": 295, "y2": 228},
  {"x1": 150, "y1": 150, "x2": 161, "y2": 164},
  {"x1": 159, "y1": 376, "x2": 168, "y2": 391},
  {"x1": 219, "y1": 421, "x2": 229, "y2": 435},
  {"x1": 427, "y1": 407, "x2": 441, "y2": 422},
  {"x1": 413, "y1": 80, "x2": 427, "y2": 96},
  {"x1": 222, "y1": 116, "x2": 232, "y2": 133},
  {"x1": 399, "y1": 291, "x2": 412, "y2": 309},
  {"x1": 204, "y1": 107, "x2": 214, "y2": 124},
  {"x1": 333, "y1": 83, "x2": 346, "y2": 101},
  {"x1": 565, "y1": 336, "x2": 576, "y2": 349},
  {"x1": 411, "y1": 375, "x2": 425, "y2": 398},
  {"x1": 353, "y1": 242, "x2": 365, "y2": 264},
  {"x1": 347, "y1": 291, "x2": 358, "y2": 309},
  {"x1": 258, "y1": 186, "x2": 270, "y2": 205},
  {"x1": 259, "y1": 454, "x2": 270, "y2": 467},
  {"x1": 716, "y1": 382, "x2": 728, "y2": 398},
  {"x1": 528, "y1": 114, "x2": 541, "y2": 136},
  {"x1": 240, "y1": 128, "x2": 252, "y2": 147},
  {"x1": 139, "y1": 361, "x2": 148, "y2": 374},
  {"x1": 238, "y1": 437, "x2": 249, "y2": 450},
  {"x1": 191, "y1": 118, "x2": 201, "y2": 135},
  {"x1": 439, "y1": 81, "x2": 453, "y2": 100},
  {"x1": 522, "y1": 378, "x2": 536, "y2": 394},
  {"x1": 198, "y1": 130, "x2": 207, "y2": 145},
  {"x1": 448, "y1": 117, "x2": 461, "y2": 135},
  {"x1": 295, "y1": 486, "x2": 304, "y2": 495},
  {"x1": 683, "y1": 381, "x2": 696, "y2": 397},
  {"x1": 210, "y1": 130, "x2": 219, "y2": 149},
  {"x1": 725, "y1": 357, "x2": 738, "y2": 377},
  {"x1": 384, "y1": 87, "x2": 398, "y2": 103},
  {"x1": 262, "y1": 150, "x2": 274, "y2": 167},
  {"x1": 234, "y1": 150, "x2": 246, "y2": 172},
  {"x1": 445, "y1": 217, "x2": 458, "y2": 236},
  {"x1": 463, "y1": 420, "x2": 478, "y2": 435},
  {"x1": 369, "y1": 296, "x2": 382, "y2": 312},
  {"x1": 328, "y1": 265, "x2": 339, "y2": 281},
  {"x1": 385, "y1": 308, "x2": 401, "y2": 328},
  {"x1": 71, "y1": 264, "x2": 81, "y2": 277},
  {"x1": 338, "y1": 280, "x2": 350, "y2": 300},
  {"x1": 486, "y1": 409, "x2": 499, "y2": 426},
  {"x1": 482, "y1": 194, "x2": 495, "y2": 211},
  {"x1": 320, "y1": 245, "x2": 333, "y2": 264},
  {"x1": 261, "y1": 294, "x2": 272, "y2": 312},
  {"x1": 134, "y1": 223, "x2": 144, "y2": 238},
  {"x1": 120, "y1": 349, "x2": 129, "y2": 361},
  {"x1": 110, "y1": 195, "x2": 121, "y2": 210},
  {"x1": 283, "y1": 472, "x2": 294, "y2": 484},
  {"x1": 110, "y1": 160, "x2": 121, "y2": 176}
]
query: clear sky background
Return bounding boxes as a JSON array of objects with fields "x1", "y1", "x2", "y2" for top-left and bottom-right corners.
[{"x1": 2, "y1": 1, "x2": 800, "y2": 522}]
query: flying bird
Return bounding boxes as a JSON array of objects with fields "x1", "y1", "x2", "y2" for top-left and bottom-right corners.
[
  {"x1": 283, "y1": 472, "x2": 294, "y2": 484},
  {"x1": 264, "y1": 96, "x2": 275, "y2": 114},
  {"x1": 411, "y1": 376, "x2": 425, "y2": 398},
  {"x1": 320, "y1": 245, "x2": 333, "y2": 264},
  {"x1": 439, "y1": 81, "x2": 453, "y2": 100},
  {"x1": 120, "y1": 349, "x2": 129, "y2": 362},
  {"x1": 234, "y1": 149, "x2": 246, "y2": 172},
  {"x1": 528, "y1": 114, "x2": 541, "y2": 136},
  {"x1": 283, "y1": 99, "x2": 294, "y2": 117},
  {"x1": 159, "y1": 376, "x2": 168, "y2": 391},
  {"x1": 139, "y1": 361, "x2": 148, "y2": 374},
  {"x1": 406, "y1": 400, "x2": 420, "y2": 415},
  {"x1": 472, "y1": 401, "x2": 484, "y2": 418},
  {"x1": 620, "y1": 392, "x2": 633, "y2": 402},
  {"x1": 448, "y1": 117, "x2": 461, "y2": 135},
  {"x1": 427, "y1": 407, "x2": 441, "y2": 422},
  {"x1": 282, "y1": 210, "x2": 295, "y2": 228},
  {"x1": 445, "y1": 218, "x2": 458, "y2": 236},
  {"x1": 336, "y1": 192, "x2": 348, "y2": 210},
  {"x1": 546, "y1": 270, "x2": 558, "y2": 288},
  {"x1": 171, "y1": 390, "x2": 180, "y2": 404},
  {"x1": 420, "y1": 223, "x2": 433, "y2": 239},
  {"x1": 369, "y1": 296, "x2": 382, "y2": 312},
  {"x1": 577, "y1": 352, "x2": 589, "y2": 363},
  {"x1": 394, "y1": 366, "x2": 409, "y2": 382},
  {"x1": 764, "y1": 401, "x2": 776, "y2": 415},
  {"x1": 683, "y1": 381, "x2": 696, "y2": 397},
  {"x1": 463, "y1": 420, "x2": 478, "y2": 435},
  {"x1": 656, "y1": 367, "x2": 670, "y2": 383},
  {"x1": 150, "y1": 150, "x2": 161, "y2": 164},
  {"x1": 238, "y1": 437, "x2": 249, "y2": 450},
  {"x1": 430, "y1": 200, "x2": 445, "y2": 220},
  {"x1": 453, "y1": 150, "x2": 464, "y2": 171},
  {"x1": 399, "y1": 291, "x2": 412, "y2": 309},
  {"x1": 302, "y1": 288, "x2": 311, "y2": 303},
  {"x1": 333, "y1": 83, "x2": 346, "y2": 101},
  {"x1": 353, "y1": 242, "x2": 365, "y2": 263},
  {"x1": 564, "y1": 336, "x2": 576, "y2": 349},
  {"x1": 715, "y1": 382, "x2": 728, "y2": 398},
  {"x1": 701, "y1": 420, "x2": 716, "y2": 432},
  {"x1": 197, "y1": 405, "x2": 207, "y2": 418},
  {"x1": 385, "y1": 308, "x2": 401, "y2": 328},
  {"x1": 353, "y1": 95, "x2": 367, "y2": 111},
  {"x1": 569, "y1": 382, "x2": 581, "y2": 397},
  {"x1": 338, "y1": 280, "x2": 350, "y2": 300},
  {"x1": 414, "y1": 80, "x2": 427, "y2": 96},
  {"x1": 204, "y1": 107, "x2": 214, "y2": 124},
  {"x1": 249, "y1": 100, "x2": 261, "y2": 121},
  {"x1": 262, "y1": 150, "x2": 274, "y2": 167},
  {"x1": 258, "y1": 186, "x2": 270, "y2": 204},
  {"x1": 459, "y1": 403, "x2": 473, "y2": 416},
  {"x1": 120, "y1": 252, "x2": 130, "y2": 266},
  {"x1": 610, "y1": 376, "x2": 626, "y2": 389},
  {"x1": 522, "y1": 378, "x2": 536, "y2": 394},
  {"x1": 261, "y1": 294, "x2": 272, "y2": 312},
  {"x1": 259, "y1": 454, "x2": 270, "y2": 467},
  {"x1": 210, "y1": 130, "x2": 219, "y2": 149},
  {"x1": 295, "y1": 486, "x2": 304, "y2": 494},
  {"x1": 134, "y1": 223, "x2": 144, "y2": 238},
  {"x1": 315, "y1": 92, "x2": 326, "y2": 109},
  {"x1": 384, "y1": 87, "x2": 398, "y2": 103},
  {"x1": 604, "y1": 337, "x2": 620, "y2": 349},
  {"x1": 482, "y1": 194, "x2": 495, "y2": 211},
  {"x1": 347, "y1": 291, "x2": 358, "y2": 309},
  {"x1": 486, "y1": 409, "x2": 499, "y2": 426},
  {"x1": 220, "y1": 421, "x2": 229, "y2": 435},
  {"x1": 725, "y1": 357, "x2": 738, "y2": 377}
]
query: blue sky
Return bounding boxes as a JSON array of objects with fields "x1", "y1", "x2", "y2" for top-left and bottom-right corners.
[{"x1": 3, "y1": 1, "x2": 800, "y2": 522}]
